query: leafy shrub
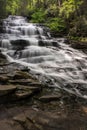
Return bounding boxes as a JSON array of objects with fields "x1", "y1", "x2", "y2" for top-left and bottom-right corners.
[
  {"x1": 46, "y1": 17, "x2": 66, "y2": 33},
  {"x1": 47, "y1": 4, "x2": 59, "y2": 17},
  {"x1": 59, "y1": 0, "x2": 83, "y2": 19},
  {"x1": 31, "y1": 9, "x2": 47, "y2": 23}
]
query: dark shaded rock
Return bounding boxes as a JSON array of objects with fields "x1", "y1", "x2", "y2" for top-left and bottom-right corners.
[
  {"x1": 21, "y1": 67, "x2": 30, "y2": 72},
  {"x1": 39, "y1": 94, "x2": 61, "y2": 102},
  {"x1": 13, "y1": 71, "x2": 34, "y2": 80},
  {"x1": 0, "y1": 26, "x2": 4, "y2": 33},
  {"x1": 0, "y1": 85, "x2": 16, "y2": 96},
  {"x1": 38, "y1": 40, "x2": 59, "y2": 47},
  {"x1": 70, "y1": 40, "x2": 87, "y2": 49},
  {"x1": 0, "y1": 76, "x2": 9, "y2": 83},
  {"x1": 52, "y1": 41, "x2": 59, "y2": 47},
  {"x1": 64, "y1": 38, "x2": 70, "y2": 44},
  {"x1": 26, "y1": 82, "x2": 43, "y2": 87},
  {"x1": 38, "y1": 40, "x2": 45, "y2": 46},
  {"x1": 0, "y1": 20, "x2": 4, "y2": 33},
  {"x1": 11, "y1": 85, "x2": 41, "y2": 101},
  {"x1": 0, "y1": 52, "x2": 6, "y2": 59},
  {"x1": 0, "y1": 63, "x2": 11, "y2": 66},
  {"x1": 17, "y1": 85, "x2": 41, "y2": 92},
  {"x1": 11, "y1": 39, "x2": 29, "y2": 49},
  {"x1": 14, "y1": 90, "x2": 33, "y2": 99},
  {"x1": 9, "y1": 79, "x2": 37, "y2": 85}
]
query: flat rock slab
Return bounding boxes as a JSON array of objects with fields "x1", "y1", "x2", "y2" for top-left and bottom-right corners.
[
  {"x1": 15, "y1": 90, "x2": 33, "y2": 99},
  {"x1": 17, "y1": 85, "x2": 41, "y2": 92},
  {"x1": 8, "y1": 106, "x2": 87, "y2": 130},
  {"x1": 0, "y1": 76, "x2": 9, "y2": 83},
  {"x1": 0, "y1": 85, "x2": 16, "y2": 96},
  {"x1": 13, "y1": 71, "x2": 34, "y2": 79},
  {"x1": 9, "y1": 79, "x2": 37, "y2": 85},
  {"x1": 39, "y1": 94, "x2": 62, "y2": 102}
]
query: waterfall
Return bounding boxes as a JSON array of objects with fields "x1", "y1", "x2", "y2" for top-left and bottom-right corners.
[{"x1": 1, "y1": 15, "x2": 87, "y2": 99}]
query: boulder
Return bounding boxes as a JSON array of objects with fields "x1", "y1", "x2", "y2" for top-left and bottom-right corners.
[{"x1": 11, "y1": 39, "x2": 29, "y2": 48}]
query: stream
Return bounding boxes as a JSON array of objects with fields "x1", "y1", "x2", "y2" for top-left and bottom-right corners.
[{"x1": 0, "y1": 15, "x2": 87, "y2": 99}]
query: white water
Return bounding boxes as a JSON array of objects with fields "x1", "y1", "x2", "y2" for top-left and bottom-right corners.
[{"x1": 1, "y1": 15, "x2": 87, "y2": 99}]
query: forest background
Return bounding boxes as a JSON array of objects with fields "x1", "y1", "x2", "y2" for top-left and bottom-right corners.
[{"x1": 0, "y1": 0, "x2": 87, "y2": 40}]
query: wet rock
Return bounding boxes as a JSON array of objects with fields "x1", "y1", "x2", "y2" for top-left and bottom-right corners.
[
  {"x1": 0, "y1": 20, "x2": 4, "y2": 33},
  {"x1": 0, "y1": 52, "x2": 6, "y2": 59},
  {"x1": 0, "y1": 76, "x2": 9, "y2": 83},
  {"x1": 39, "y1": 94, "x2": 61, "y2": 102},
  {"x1": 27, "y1": 82, "x2": 43, "y2": 88},
  {"x1": 0, "y1": 52, "x2": 8, "y2": 65},
  {"x1": 38, "y1": 40, "x2": 45, "y2": 46},
  {"x1": 17, "y1": 85, "x2": 41, "y2": 92},
  {"x1": 9, "y1": 85, "x2": 41, "y2": 101},
  {"x1": 0, "y1": 85, "x2": 16, "y2": 96},
  {"x1": 15, "y1": 90, "x2": 33, "y2": 99},
  {"x1": 13, "y1": 71, "x2": 36, "y2": 80},
  {"x1": 0, "y1": 26, "x2": 3, "y2": 33},
  {"x1": 52, "y1": 41, "x2": 59, "y2": 47},
  {"x1": 11, "y1": 39, "x2": 29, "y2": 49},
  {"x1": 9, "y1": 79, "x2": 37, "y2": 85},
  {"x1": 21, "y1": 67, "x2": 30, "y2": 72}
]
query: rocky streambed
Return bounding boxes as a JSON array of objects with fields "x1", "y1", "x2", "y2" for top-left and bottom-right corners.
[
  {"x1": 1, "y1": 15, "x2": 87, "y2": 129},
  {"x1": 0, "y1": 52, "x2": 87, "y2": 130}
]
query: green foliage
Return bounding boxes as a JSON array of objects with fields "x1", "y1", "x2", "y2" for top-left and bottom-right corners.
[
  {"x1": 47, "y1": 4, "x2": 59, "y2": 17},
  {"x1": 31, "y1": 9, "x2": 47, "y2": 23},
  {"x1": 46, "y1": 18, "x2": 66, "y2": 33},
  {"x1": 59, "y1": 0, "x2": 83, "y2": 19},
  {"x1": 6, "y1": 0, "x2": 20, "y2": 15},
  {"x1": 0, "y1": 0, "x2": 86, "y2": 37}
]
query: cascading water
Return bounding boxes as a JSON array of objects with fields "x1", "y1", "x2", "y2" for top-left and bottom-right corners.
[{"x1": 1, "y1": 15, "x2": 87, "y2": 99}]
